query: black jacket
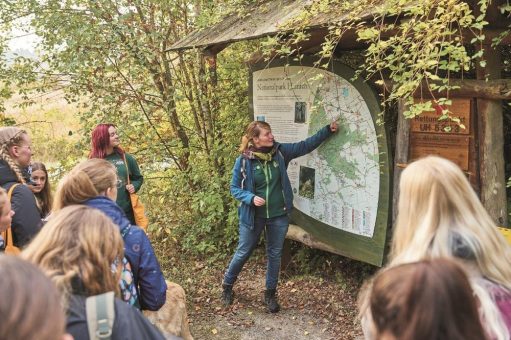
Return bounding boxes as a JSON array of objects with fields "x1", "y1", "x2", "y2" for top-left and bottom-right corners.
[
  {"x1": 0, "y1": 160, "x2": 41, "y2": 247},
  {"x1": 66, "y1": 294, "x2": 168, "y2": 340}
]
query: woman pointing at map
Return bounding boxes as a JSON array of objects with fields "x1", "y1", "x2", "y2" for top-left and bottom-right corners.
[{"x1": 222, "y1": 119, "x2": 338, "y2": 313}]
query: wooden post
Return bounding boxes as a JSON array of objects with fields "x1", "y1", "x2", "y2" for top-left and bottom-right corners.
[
  {"x1": 392, "y1": 100, "x2": 411, "y2": 227},
  {"x1": 477, "y1": 44, "x2": 508, "y2": 226}
]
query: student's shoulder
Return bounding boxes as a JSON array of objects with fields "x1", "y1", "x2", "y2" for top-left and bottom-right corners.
[
  {"x1": 9, "y1": 183, "x2": 35, "y2": 199},
  {"x1": 124, "y1": 152, "x2": 138, "y2": 162}
]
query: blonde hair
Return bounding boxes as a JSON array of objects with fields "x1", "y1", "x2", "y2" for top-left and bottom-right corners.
[
  {"x1": 0, "y1": 187, "x2": 7, "y2": 214},
  {"x1": 53, "y1": 158, "x2": 117, "y2": 211},
  {"x1": 22, "y1": 205, "x2": 124, "y2": 303},
  {"x1": 239, "y1": 121, "x2": 271, "y2": 152},
  {"x1": 391, "y1": 156, "x2": 511, "y2": 339},
  {"x1": 0, "y1": 126, "x2": 28, "y2": 184},
  {"x1": 0, "y1": 256, "x2": 67, "y2": 340}
]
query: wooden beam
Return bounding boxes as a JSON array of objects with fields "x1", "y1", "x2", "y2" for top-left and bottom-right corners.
[
  {"x1": 381, "y1": 79, "x2": 511, "y2": 100},
  {"x1": 392, "y1": 100, "x2": 411, "y2": 227},
  {"x1": 286, "y1": 224, "x2": 344, "y2": 255},
  {"x1": 477, "y1": 45, "x2": 508, "y2": 226}
]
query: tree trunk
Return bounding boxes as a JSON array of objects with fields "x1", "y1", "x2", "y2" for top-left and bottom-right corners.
[{"x1": 477, "y1": 45, "x2": 508, "y2": 226}]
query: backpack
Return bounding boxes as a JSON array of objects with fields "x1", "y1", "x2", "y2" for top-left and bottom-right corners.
[
  {"x1": 118, "y1": 225, "x2": 140, "y2": 308},
  {"x1": 86, "y1": 291, "x2": 115, "y2": 340}
]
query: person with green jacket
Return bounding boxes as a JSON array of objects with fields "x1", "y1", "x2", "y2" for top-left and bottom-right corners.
[
  {"x1": 223, "y1": 119, "x2": 338, "y2": 313},
  {"x1": 89, "y1": 123, "x2": 143, "y2": 224}
]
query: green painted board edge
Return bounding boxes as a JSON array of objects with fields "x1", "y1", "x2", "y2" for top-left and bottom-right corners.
[{"x1": 248, "y1": 57, "x2": 392, "y2": 266}]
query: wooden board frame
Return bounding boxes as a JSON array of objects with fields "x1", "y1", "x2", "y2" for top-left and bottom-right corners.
[{"x1": 248, "y1": 57, "x2": 392, "y2": 266}]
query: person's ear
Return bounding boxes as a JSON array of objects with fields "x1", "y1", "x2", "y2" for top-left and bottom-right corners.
[
  {"x1": 105, "y1": 186, "x2": 117, "y2": 201},
  {"x1": 9, "y1": 145, "x2": 20, "y2": 158}
]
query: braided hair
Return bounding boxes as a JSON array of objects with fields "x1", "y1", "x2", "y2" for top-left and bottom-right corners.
[{"x1": 0, "y1": 127, "x2": 28, "y2": 184}]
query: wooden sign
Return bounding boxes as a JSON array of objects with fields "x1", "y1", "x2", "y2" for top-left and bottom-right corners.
[
  {"x1": 410, "y1": 133, "x2": 470, "y2": 170},
  {"x1": 410, "y1": 99, "x2": 471, "y2": 135},
  {"x1": 409, "y1": 98, "x2": 473, "y2": 171}
]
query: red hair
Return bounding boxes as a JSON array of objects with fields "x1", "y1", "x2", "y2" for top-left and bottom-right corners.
[{"x1": 88, "y1": 123, "x2": 124, "y2": 159}]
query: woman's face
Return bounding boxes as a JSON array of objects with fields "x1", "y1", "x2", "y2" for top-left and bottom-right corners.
[
  {"x1": 108, "y1": 126, "x2": 120, "y2": 148},
  {"x1": 253, "y1": 128, "x2": 274, "y2": 148},
  {"x1": 12, "y1": 134, "x2": 33, "y2": 167},
  {"x1": 30, "y1": 169, "x2": 47, "y2": 194},
  {"x1": 0, "y1": 200, "x2": 14, "y2": 233}
]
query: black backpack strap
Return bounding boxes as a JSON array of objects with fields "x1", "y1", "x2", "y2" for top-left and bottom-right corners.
[
  {"x1": 120, "y1": 225, "x2": 131, "y2": 239},
  {"x1": 241, "y1": 158, "x2": 247, "y2": 190}
]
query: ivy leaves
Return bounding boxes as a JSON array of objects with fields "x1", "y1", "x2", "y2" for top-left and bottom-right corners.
[{"x1": 263, "y1": 0, "x2": 493, "y2": 120}]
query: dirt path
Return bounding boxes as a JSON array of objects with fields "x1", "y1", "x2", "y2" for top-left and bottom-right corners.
[{"x1": 166, "y1": 253, "x2": 372, "y2": 340}]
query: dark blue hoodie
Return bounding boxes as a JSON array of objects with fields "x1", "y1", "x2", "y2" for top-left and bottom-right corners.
[{"x1": 84, "y1": 196, "x2": 167, "y2": 311}]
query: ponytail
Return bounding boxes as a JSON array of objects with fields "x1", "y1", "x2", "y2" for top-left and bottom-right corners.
[
  {"x1": 53, "y1": 170, "x2": 99, "y2": 210},
  {"x1": 239, "y1": 135, "x2": 250, "y2": 152},
  {"x1": 239, "y1": 120, "x2": 271, "y2": 153},
  {"x1": 54, "y1": 159, "x2": 116, "y2": 211}
]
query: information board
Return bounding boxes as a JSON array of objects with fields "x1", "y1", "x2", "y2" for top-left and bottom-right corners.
[{"x1": 249, "y1": 59, "x2": 391, "y2": 266}]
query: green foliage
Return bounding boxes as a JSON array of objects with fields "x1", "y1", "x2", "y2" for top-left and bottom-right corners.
[
  {"x1": 0, "y1": 0, "x2": 259, "y2": 258},
  {"x1": 286, "y1": 242, "x2": 376, "y2": 285},
  {"x1": 3, "y1": 0, "x2": 507, "y2": 259},
  {"x1": 264, "y1": 0, "x2": 491, "y2": 121}
]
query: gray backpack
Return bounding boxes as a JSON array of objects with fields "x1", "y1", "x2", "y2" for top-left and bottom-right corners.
[{"x1": 86, "y1": 292, "x2": 115, "y2": 340}]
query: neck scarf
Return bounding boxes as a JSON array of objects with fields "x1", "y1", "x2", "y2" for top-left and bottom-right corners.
[{"x1": 243, "y1": 145, "x2": 275, "y2": 161}]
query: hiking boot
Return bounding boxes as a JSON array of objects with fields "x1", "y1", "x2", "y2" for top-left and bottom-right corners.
[
  {"x1": 221, "y1": 283, "x2": 234, "y2": 306},
  {"x1": 264, "y1": 289, "x2": 280, "y2": 313}
]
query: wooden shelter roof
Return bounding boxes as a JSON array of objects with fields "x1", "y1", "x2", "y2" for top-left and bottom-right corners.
[
  {"x1": 167, "y1": 0, "x2": 376, "y2": 52},
  {"x1": 168, "y1": 0, "x2": 511, "y2": 53}
]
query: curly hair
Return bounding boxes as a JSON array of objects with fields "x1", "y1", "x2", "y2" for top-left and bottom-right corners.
[{"x1": 22, "y1": 205, "x2": 124, "y2": 304}]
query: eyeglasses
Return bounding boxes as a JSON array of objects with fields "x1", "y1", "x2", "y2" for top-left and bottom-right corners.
[
  {"x1": 18, "y1": 144, "x2": 32, "y2": 151},
  {"x1": 116, "y1": 179, "x2": 122, "y2": 188}
]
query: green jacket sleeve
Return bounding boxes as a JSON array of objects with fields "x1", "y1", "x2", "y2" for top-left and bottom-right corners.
[{"x1": 126, "y1": 153, "x2": 144, "y2": 192}]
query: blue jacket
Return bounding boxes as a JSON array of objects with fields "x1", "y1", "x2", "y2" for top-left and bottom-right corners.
[
  {"x1": 84, "y1": 196, "x2": 167, "y2": 311},
  {"x1": 230, "y1": 125, "x2": 334, "y2": 229}
]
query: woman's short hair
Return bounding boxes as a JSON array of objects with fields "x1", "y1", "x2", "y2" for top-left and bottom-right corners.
[
  {"x1": 369, "y1": 259, "x2": 487, "y2": 340},
  {"x1": 0, "y1": 255, "x2": 67, "y2": 340},
  {"x1": 53, "y1": 158, "x2": 117, "y2": 210},
  {"x1": 22, "y1": 205, "x2": 124, "y2": 302},
  {"x1": 239, "y1": 120, "x2": 272, "y2": 152},
  {"x1": 31, "y1": 162, "x2": 53, "y2": 216}
]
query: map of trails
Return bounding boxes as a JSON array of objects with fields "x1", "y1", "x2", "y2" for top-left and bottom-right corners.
[{"x1": 253, "y1": 66, "x2": 380, "y2": 237}]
